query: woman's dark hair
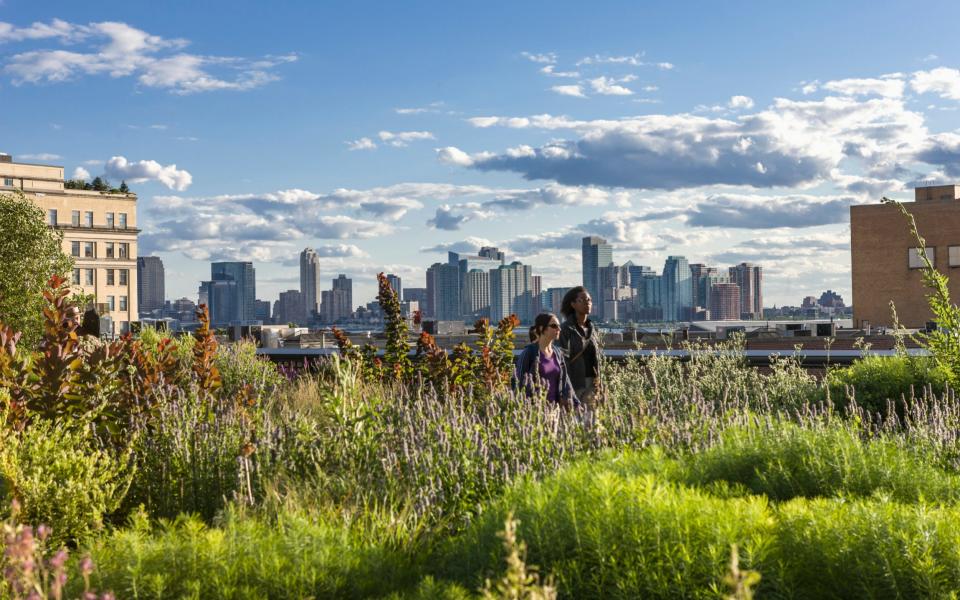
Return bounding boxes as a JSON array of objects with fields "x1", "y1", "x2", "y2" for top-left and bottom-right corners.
[
  {"x1": 560, "y1": 286, "x2": 588, "y2": 318},
  {"x1": 531, "y1": 312, "x2": 558, "y2": 340}
]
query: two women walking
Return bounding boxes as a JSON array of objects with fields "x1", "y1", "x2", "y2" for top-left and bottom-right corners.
[{"x1": 514, "y1": 286, "x2": 602, "y2": 410}]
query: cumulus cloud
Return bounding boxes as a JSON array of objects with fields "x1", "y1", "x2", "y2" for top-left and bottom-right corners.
[
  {"x1": 521, "y1": 51, "x2": 557, "y2": 64},
  {"x1": 346, "y1": 137, "x2": 376, "y2": 151},
  {"x1": 0, "y1": 19, "x2": 295, "y2": 93},
  {"x1": 377, "y1": 130, "x2": 435, "y2": 147},
  {"x1": 589, "y1": 76, "x2": 633, "y2": 96},
  {"x1": 426, "y1": 203, "x2": 494, "y2": 230},
  {"x1": 686, "y1": 194, "x2": 857, "y2": 228},
  {"x1": 821, "y1": 77, "x2": 904, "y2": 98},
  {"x1": 551, "y1": 84, "x2": 586, "y2": 98},
  {"x1": 442, "y1": 95, "x2": 929, "y2": 190},
  {"x1": 728, "y1": 95, "x2": 754, "y2": 109},
  {"x1": 104, "y1": 155, "x2": 193, "y2": 190},
  {"x1": 420, "y1": 237, "x2": 496, "y2": 255},
  {"x1": 540, "y1": 65, "x2": 579, "y2": 78},
  {"x1": 71, "y1": 166, "x2": 90, "y2": 180},
  {"x1": 911, "y1": 67, "x2": 960, "y2": 100}
]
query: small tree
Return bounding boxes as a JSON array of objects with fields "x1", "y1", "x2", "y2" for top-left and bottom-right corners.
[
  {"x1": 91, "y1": 177, "x2": 108, "y2": 192},
  {"x1": 0, "y1": 191, "x2": 73, "y2": 347}
]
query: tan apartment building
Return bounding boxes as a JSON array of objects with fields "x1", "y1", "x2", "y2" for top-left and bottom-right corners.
[
  {"x1": 0, "y1": 154, "x2": 138, "y2": 335},
  {"x1": 851, "y1": 184, "x2": 960, "y2": 329}
]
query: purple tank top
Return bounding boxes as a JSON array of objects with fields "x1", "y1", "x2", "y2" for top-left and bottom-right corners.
[{"x1": 539, "y1": 350, "x2": 561, "y2": 402}]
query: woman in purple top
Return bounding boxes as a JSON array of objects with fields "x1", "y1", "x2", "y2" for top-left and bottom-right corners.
[{"x1": 515, "y1": 313, "x2": 578, "y2": 410}]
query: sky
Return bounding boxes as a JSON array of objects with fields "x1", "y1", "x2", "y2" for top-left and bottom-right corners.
[{"x1": 5, "y1": 0, "x2": 960, "y2": 308}]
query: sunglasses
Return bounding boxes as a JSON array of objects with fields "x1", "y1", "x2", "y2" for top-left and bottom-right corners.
[{"x1": 548, "y1": 323, "x2": 560, "y2": 329}]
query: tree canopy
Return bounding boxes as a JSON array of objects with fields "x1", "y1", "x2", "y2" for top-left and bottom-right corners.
[{"x1": 0, "y1": 191, "x2": 73, "y2": 346}]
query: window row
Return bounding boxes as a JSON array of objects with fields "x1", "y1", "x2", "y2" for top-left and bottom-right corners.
[
  {"x1": 908, "y1": 247, "x2": 960, "y2": 268},
  {"x1": 49, "y1": 209, "x2": 129, "y2": 229},
  {"x1": 71, "y1": 268, "x2": 129, "y2": 286},
  {"x1": 70, "y1": 241, "x2": 131, "y2": 259}
]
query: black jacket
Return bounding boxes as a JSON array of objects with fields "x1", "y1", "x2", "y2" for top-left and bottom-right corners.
[
  {"x1": 514, "y1": 342, "x2": 577, "y2": 408},
  {"x1": 557, "y1": 314, "x2": 600, "y2": 391}
]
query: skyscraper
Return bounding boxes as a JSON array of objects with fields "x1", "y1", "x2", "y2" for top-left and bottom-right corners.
[
  {"x1": 490, "y1": 261, "x2": 534, "y2": 323},
  {"x1": 385, "y1": 274, "x2": 402, "y2": 298},
  {"x1": 276, "y1": 289, "x2": 306, "y2": 325},
  {"x1": 210, "y1": 262, "x2": 256, "y2": 322},
  {"x1": 729, "y1": 263, "x2": 763, "y2": 319},
  {"x1": 198, "y1": 279, "x2": 238, "y2": 327},
  {"x1": 299, "y1": 248, "x2": 321, "y2": 319},
  {"x1": 463, "y1": 269, "x2": 491, "y2": 319},
  {"x1": 426, "y1": 262, "x2": 461, "y2": 320},
  {"x1": 662, "y1": 256, "x2": 692, "y2": 322},
  {"x1": 137, "y1": 256, "x2": 165, "y2": 317},
  {"x1": 581, "y1": 236, "x2": 613, "y2": 320},
  {"x1": 320, "y1": 275, "x2": 353, "y2": 323},
  {"x1": 709, "y1": 283, "x2": 741, "y2": 321},
  {"x1": 449, "y1": 251, "x2": 500, "y2": 317}
]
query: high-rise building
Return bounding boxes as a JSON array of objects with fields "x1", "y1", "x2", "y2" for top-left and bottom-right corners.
[
  {"x1": 385, "y1": 274, "x2": 402, "y2": 298},
  {"x1": 531, "y1": 275, "x2": 543, "y2": 315},
  {"x1": 709, "y1": 283, "x2": 741, "y2": 321},
  {"x1": 729, "y1": 263, "x2": 763, "y2": 319},
  {"x1": 688, "y1": 263, "x2": 710, "y2": 309},
  {"x1": 276, "y1": 289, "x2": 306, "y2": 325},
  {"x1": 299, "y1": 248, "x2": 322, "y2": 319},
  {"x1": 478, "y1": 246, "x2": 506, "y2": 263},
  {"x1": 662, "y1": 256, "x2": 692, "y2": 322},
  {"x1": 319, "y1": 274, "x2": 353, "y2": 323},
  {"x1": 198, "y1": 279, "x2": 238, "y2": 327},
  {"x1": 581, "y1": 236, "x2": 613, "y2": 320},
  {"x1": 626, "y1": 263, "x2": 654, "y2": 290},
  {"x1": 701, "y1": 271, "x2": 731, "y2": 317},
  {"x1": 254, "y1": 299, "x2": 271, "y2": 323},
  {"x1": 210, "y1": 262, "x2": 256, "y2": 321},
  {"x1": 1, "y1": 154, "x2": 139, "y2": 334},
  {"x1": 137, "y1": 256, "x2": 165, "y2": 317},
  {"x1": 168, "y1": 297, "x2": 197, "y2": 322},
  {"x1": 634, "y1": 273, "x2": 663, "y2": 321},
  {"x1": 490, "y1": 261, "x2": 535, "y2": 323},
  {"x1": 449, "y1": 251, "x2": 500, "y2": 317},
  {"x1": 463, "y1": 269, "x2": 490, "y2": 319},
  {"x1": 544, "y1": 287, "x2": 571, "y2": 316},
  {"x1": 403, "y1": 287, "x2": 428, "y2": 306},
  {"x1": 426, "y1": 262, "x2": 461, "y2": 320}
]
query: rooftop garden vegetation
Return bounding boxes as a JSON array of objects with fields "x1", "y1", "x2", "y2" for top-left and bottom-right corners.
[{"x1": 1, "y1": 200, "x2": 960, "y2": 597}]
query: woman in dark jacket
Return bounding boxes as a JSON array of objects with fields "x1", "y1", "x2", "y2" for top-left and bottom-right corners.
[
  {"x1": 558, "y1": 286, "x2": 602, "y2": 405},
  {"x1": 515, "y1": 312, "x2": 578, "y2": 410}
]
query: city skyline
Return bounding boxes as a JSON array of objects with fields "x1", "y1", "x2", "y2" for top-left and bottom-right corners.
[{"x1": 7, "y1": 2, "x2": 960, "y2": 305}]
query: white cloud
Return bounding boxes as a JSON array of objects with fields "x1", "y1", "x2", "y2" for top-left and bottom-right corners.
[
  {"x1": 394, "y1": 101, "x2": 445, "y2": 115},
  {"x1": 1, "y1": 19, "x2": 295, "y2": 94},
  {"x1": 377, "y1": 130, "x2": 436, "y2": 147},
  {"x1": 71, "y1": 166, "x2": 90, "y2": 180},
  {"x1": 728, "y1": 95, "x2": 755, "y2": 109},
  {"x1": 18, "y1": 152, "x2": 61, "y2": 161},
  {"x1": 911, "y1": 67, "x2": 960, "y2": 100},
  {"x1": 521, "y1": 51, "x2": 556, "y2": 64},
  {"x1": 437, "y1": 146, "x2": 478, "y2": 166},
  {"x1": 346, "y1": 137, "x2": 377, "y2": 151},
  {"x1": 551, "y1": 84, "x2": 586, "y2": 98},
  {"x1": 821, "y1": 77, "x2": 904, "y2": 98},
  {"x1": 589, "y1": 76, "x2": 633, "y2": 96},
  {"x1": 540, "y1": 65, "x2": 580, "y2": 78},
  {"x1": 104, "y1": 155, "x2": 193, "y2": 190}
]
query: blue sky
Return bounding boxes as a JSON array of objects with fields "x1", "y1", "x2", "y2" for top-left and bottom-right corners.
[{"x1": 5, "y1": 0, "x2": 960, "y2": 307}]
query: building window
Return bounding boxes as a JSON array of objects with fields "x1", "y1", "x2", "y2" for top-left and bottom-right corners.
[
  {"x1": 950, "y1": 246, "x2": 960, "y2": 267},
  {"x1": 84, "y1": 211, "x2": 93, "y2": 228},
  {"x1": 84, "y1": 269, "x2": 94, "y2": 286},
  {"x1": 119, "y1": 296, "x2": 127, "y2": 311},
  {"x1": 105, "y1": 242, "x2": 114, "y2": 258},
  {"x1": 106, "y1": 212, "x2": 114, "y2": 228},
  {"x1": 118, "y1": 243, "x2": 129, "y2": 259},
  {"x1": 2, "y1": 178, "x2": 12, "y2": 187},
  {"x1": 71, "y1": 241, "x2": 80, "y2": 257},
  {"x1": 909, "y1": 247, "x2": 935, "y2": 269},
  {"x1": 119, "y1": 269, "x2": 128, "y2": 285},
  {"x1": 83, "y1": 242, "x2": 95, "y2": 258},
  {"x1": 106, "y1": 269, "x2": 114, "y2": 285},
  {"x1": 71, "y1": 210, "x2": 80, "y2": 227},
  {"x1": 119, "y1": 213, "x2": 127, "y2": 229},
  {"x1": 72, "y1": 268, "x2": 80, "y2": 285},
  {"x1": 107, "y1": 296, "x2": 115, "y2": 312},
  {"x1": 48, "y1": 209, "x2": 57, "y2": 226}
]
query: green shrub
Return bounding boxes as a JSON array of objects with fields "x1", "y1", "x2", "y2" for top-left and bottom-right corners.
[
  {"x1": 0, "y1": 419, "x2": 133, "y2": 546},
  {"x1": 826, "y1": 355, "x2": 952, "y2": 414},
  {"x1": 681, "y1": 422, "x2": 960, "y2": 503},
  {"x1": 214, "y1": 340, "x2": 287, "y2": 402}
]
